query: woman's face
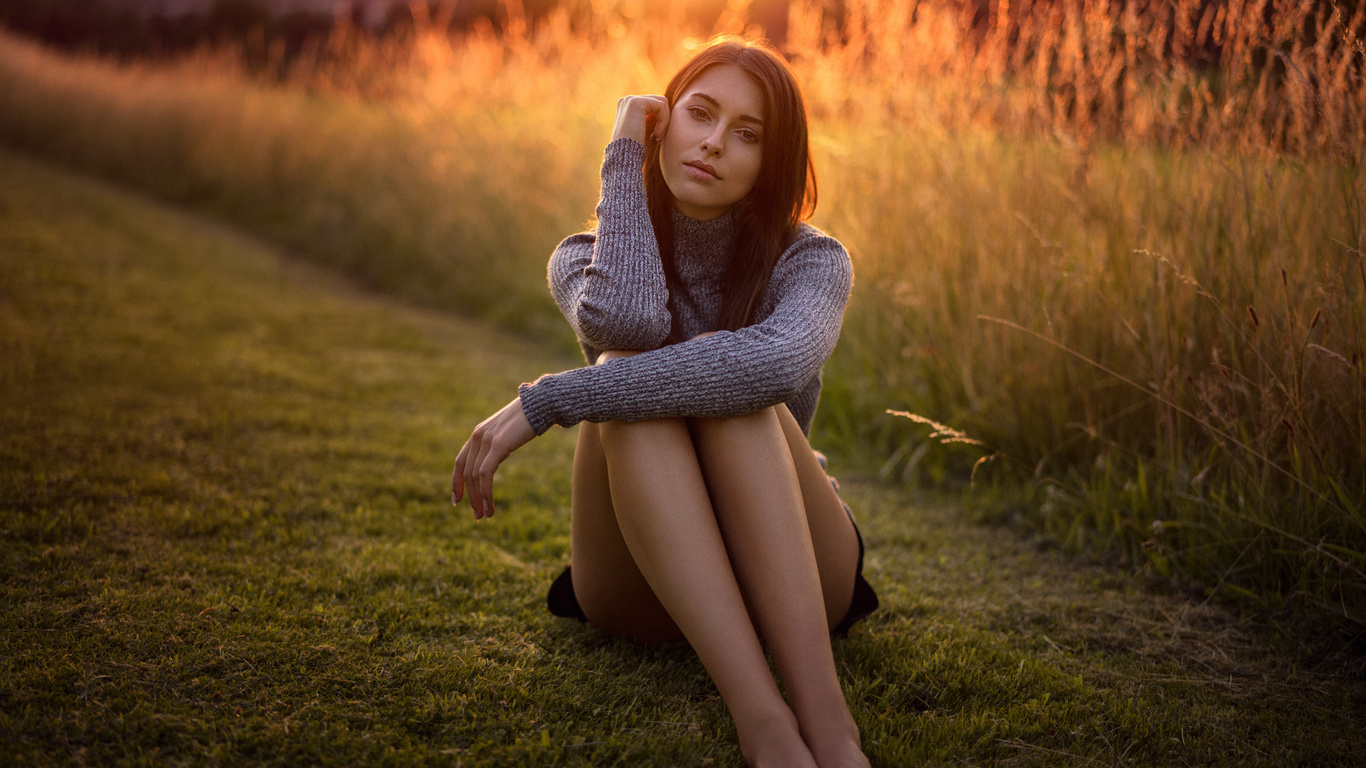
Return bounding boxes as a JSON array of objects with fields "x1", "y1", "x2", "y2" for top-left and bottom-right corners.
[{"x1": 660, "y1": 63, "x2": 766, "y2": 221}]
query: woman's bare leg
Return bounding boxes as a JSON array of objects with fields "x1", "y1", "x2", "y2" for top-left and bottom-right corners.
[
  {"x1": 689, "y1": 407, "x2": 867, "y2": 768},
  {"x1": 569, "y1": 420, "x2": 681, "y2": 644},
  {"x1": 565, "y1": 352, "x2": 867, "y2": 767},
  {"x1": 576, "y1": 415, "x2": 817, "y2": 767}
]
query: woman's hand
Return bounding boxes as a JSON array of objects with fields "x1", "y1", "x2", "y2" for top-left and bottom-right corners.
[
  {"x1": 613, "y1": 94, "x2": 670, "y2": 145},
  {"x1": 452, "y1": 397, "x2": 536, "y2": 520}
]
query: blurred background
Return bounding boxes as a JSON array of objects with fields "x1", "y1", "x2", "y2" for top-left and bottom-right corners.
[
  {"x1": 0, "y1": 0, "x2": 1362, "y2": 635},
  {"x1": 4, "y1": 0, "x2": 803, "y2": 54}
]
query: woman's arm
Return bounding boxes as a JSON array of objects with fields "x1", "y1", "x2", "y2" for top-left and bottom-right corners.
[
  {"x1": 521, "y1": 229, "x2": 853, "y2": 434},
  {"x1": 452, "y1": 96, "x2": 675, "y2": 519},
  {"x1": 550, "y1": 100, "x2": 677, "y2": 353}
]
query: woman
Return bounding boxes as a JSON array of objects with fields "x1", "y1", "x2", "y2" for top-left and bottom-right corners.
[{"x1": 451, "y1": 37, "x2": 877, "y2": 768}]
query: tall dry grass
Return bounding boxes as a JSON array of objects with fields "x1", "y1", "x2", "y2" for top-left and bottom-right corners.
[
  {"x1": 0, "y1": 0, "x2": 1361, "y2": 630},
  {"x1": 788, "y1": 0, "x2": 1366, "y2": 157}
]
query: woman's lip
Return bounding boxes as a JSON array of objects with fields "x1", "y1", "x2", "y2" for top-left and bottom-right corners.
[{"x1": 685, "y1": 161, "x2": 720, "y2": 180}]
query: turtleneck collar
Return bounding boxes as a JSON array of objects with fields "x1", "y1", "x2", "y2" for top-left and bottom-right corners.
[{"x1": 672, "y1": 205, "x2": 736, "y2": 265}]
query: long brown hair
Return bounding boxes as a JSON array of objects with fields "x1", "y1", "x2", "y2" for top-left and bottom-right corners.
[{"x1": 643, "y1": 37, "x2": 818, "y2": 339}]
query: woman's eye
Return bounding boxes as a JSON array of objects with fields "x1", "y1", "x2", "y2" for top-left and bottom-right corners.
[
  {"x1": 689, "y1": 107, "x2": 709, "y2": 120},
  {"x1": 738, "y1": 129, "x2": 759, "y2": 143}
]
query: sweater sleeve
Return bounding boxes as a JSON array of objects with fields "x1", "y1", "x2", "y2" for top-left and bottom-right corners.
[
  {"x1": 519, "y1": 228, "x2": 853, "y2": 435},
  {"x1": 547, "y1": 138, "x2": 672, "y2": 355}
]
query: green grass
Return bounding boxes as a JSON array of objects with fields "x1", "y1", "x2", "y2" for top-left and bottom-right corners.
[
  {"x1": 0, "y1": 22, "x2": 1360, "y2": 632},
  {"x1": 3, "y1": 150, "x2": 1365, "y2": 766}
]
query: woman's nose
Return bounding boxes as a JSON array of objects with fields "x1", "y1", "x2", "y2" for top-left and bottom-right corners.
[{"x1": 703, "y1": 126, "x2": 725, "y2": 154}]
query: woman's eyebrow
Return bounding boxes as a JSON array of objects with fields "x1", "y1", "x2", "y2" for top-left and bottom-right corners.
[{"x1": 691, "y1": 92, "x2": 765, "y2": 126}]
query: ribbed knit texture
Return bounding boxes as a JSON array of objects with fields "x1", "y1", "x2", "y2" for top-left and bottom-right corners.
[{"x1": 519, "y1": 137, "x2": 853, "y2": 436}]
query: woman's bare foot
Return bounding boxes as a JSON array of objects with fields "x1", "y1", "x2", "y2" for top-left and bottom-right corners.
[
  {"x1": 801, "y1": 714, "x2": 871, "y2": 768},
  {"x1": 739, "y1": 712, "x2": 820, "y2": 768},
  {"x1": 809, "y1": 739, "x2": 871, "y2": 768}
]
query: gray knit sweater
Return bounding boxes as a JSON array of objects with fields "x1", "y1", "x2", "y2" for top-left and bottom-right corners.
[{"x1": 517, "y1": 138, "x2": 853, "y2": 436}]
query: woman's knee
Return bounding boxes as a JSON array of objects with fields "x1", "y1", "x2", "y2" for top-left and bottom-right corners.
[
  {"x1": 590, "y1": 349, "x2": 692, "y2": 440},
  {"x1": 595, "y1": 348, "x2": 641, "y2": 365},
  {"x1": 687, "y1": 406, "x2": 783, "y2": 445}
]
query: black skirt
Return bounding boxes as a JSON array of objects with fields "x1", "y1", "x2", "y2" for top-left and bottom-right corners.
[{"x1": 547, "y1": 505, "x2": 878, "y2": 636}]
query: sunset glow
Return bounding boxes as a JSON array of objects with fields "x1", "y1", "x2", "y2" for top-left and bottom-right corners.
[{"x1": 1, "y1": 0, "x2": 1364, "y2": 763}]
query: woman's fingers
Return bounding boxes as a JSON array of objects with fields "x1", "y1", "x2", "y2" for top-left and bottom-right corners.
[
  {"x1": 461, "y1": 417, "x2": 496, "y2": 518},
  {"x1": 451, "y1": 441, "x2": 469, "y2": 505},
  {"x1": 613, "y1": 94, "x2": 669, "y2": 145},
  {"x1": 649, "y1": 96, "x2": 670, "y2": 140},
  {"x1": 453, "y1": 418, "x2": 491, "y2": 517},
  {"x1": 467, "y1": 426, "x2": 498, "y2": 519},
  {"x1": 452, "y1": 397, "x2": 537, "y2": 521},
  {"x1": 467, "y1": 428, "x2": 495, "y2": 519},
  {"x1": 475, "y1": 438, "x2": 507, "y2": 519}
]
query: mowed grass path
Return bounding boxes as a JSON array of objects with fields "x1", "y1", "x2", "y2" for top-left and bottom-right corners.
[{"x1": 1, "y1": 149, "x2": 1363, "y2": 767}]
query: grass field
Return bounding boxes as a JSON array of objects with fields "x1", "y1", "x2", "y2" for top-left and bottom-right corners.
[
  {"x1": 3, "y1": 147, "x2": 1365, "y2": 765},
  {"x1": 0, "y1": 1, "x2": 1361, "y2": 632}
]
